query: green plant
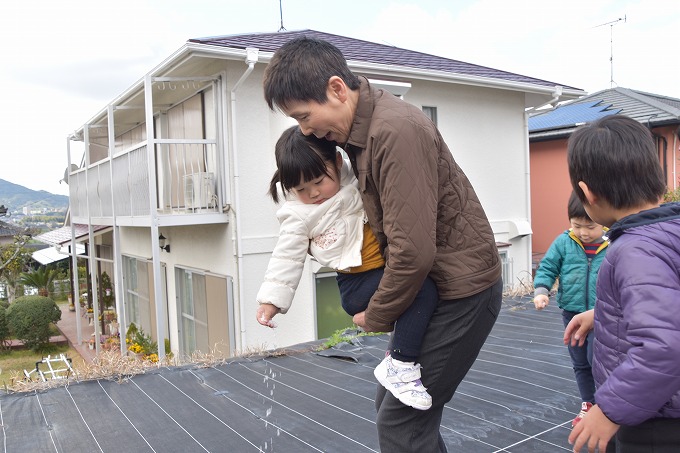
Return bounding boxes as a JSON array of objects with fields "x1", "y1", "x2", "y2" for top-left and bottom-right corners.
[
  {"x1": 664, "y1": 187, "x2": 680, "y2": 203},
  {"x1": 19, "y1": 266, "x2": 56, "y2": 297},
  {"x1": 0, "y1": 238, "x2": 32, "y2": 304},
  {"x1": 125, "y1": 323, "x2": 157, "y2": 356},
  {"x1": 125, "y1": 322, "x2": 139, "y2": 342},
  {"x1": 0, "y1": 306, "x2": 10, "y2": 350},
  {"x1": 317, "y1": 326, "x2": 384, "y2": 351},
  {"x1": 6, "y1": 295, "x2": 61, "y2": 352},
  {"x1": 100, "y1": 271, "x2": 114, "y2": 308}
]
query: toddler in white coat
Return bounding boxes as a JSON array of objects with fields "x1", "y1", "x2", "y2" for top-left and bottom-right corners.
[{"x1": 256, "y1": 126, "x2": 438, "y2": 410}]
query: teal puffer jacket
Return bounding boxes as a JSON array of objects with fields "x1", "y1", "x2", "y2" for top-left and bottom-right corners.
[{"x1": 534, "y1": 230, "x2": 608, "y2": 313}]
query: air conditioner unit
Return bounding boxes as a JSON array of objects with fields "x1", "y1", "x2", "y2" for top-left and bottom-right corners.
[{"x1": 184, "y1": 172, "x2": 215, "y2": 210}]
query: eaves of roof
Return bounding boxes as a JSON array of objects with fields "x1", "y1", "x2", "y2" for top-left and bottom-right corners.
[
  {"x1": 74, "y1": 29, "x2": 586, "y2": 137},
  {"x1": 529, "y1": 87, "x2": 680, "y2": 141},
  {"x1": 187, "y1": 30, "x2": 584, "y2": 97},
  {"x1": 35, "y1": 224, "x2": 110, "y2": 247}
]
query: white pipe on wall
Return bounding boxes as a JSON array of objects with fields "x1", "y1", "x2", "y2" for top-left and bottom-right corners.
[{"x1": 229, "y1": 47, "x2": 259, "y2": 351}]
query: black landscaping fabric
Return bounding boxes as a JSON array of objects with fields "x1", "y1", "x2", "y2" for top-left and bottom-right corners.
[{"x1": 0, "y1": 298, "x2": 578, "y2": 452}]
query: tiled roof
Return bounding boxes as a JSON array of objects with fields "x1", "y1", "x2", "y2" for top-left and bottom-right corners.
[
  {"x1": 0, "y1": 220, "x2": 22, "y2": 238},
  {"x1": 529, "y1": 87, "x2": 680, "y2": 140},
  {"x1": 35, "y1": 224, "x2": 109, "y2": 246},
  {"x1": 189, "y1": 29, "x2": 579, "y2": 90}
]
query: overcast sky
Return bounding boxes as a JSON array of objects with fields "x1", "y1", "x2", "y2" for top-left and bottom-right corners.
[{"x1": 1, "y1": 0, "x2": 677, "y2": 197}]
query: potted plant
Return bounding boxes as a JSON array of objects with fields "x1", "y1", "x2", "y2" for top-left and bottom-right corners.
[{"x1": 100, "y1": 272, "x2": 114, "y2": 309}]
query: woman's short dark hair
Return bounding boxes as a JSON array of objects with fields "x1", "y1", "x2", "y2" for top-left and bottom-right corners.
[
  {"x1": 263, "y1": 36, "x2": 361, "y2": 111},
  {"x1": 567, "y1": 114, "x2": 666, "y2": 209},
  {"x1": 567, "y1": 191, "x2": 591, "y2": 221},
  {"x1": 269, "y1": 126, "x2": 340, "y2": 203}
]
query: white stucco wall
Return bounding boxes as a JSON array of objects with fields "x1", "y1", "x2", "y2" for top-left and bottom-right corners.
[
  {"x1": 232, "y1": 74, "x2": 533, "y2": 350},
  {"x1": 228, "y1": 66, "x2": 318, "y2": 350},
  {"x1": 91, "y1": 56, "x2": 536, "y2": 354}
]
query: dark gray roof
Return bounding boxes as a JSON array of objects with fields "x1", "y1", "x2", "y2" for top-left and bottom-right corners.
[
  {"x1": 189, "y1": 29, "x2": 580, "y2": 91},
  {"x1": 0, "y1": 298, "x2": 579, "y2": 452},
  {"x1": 530, "y1": 87, "x2": 680, "y2": 141},
  {"x1": 0, "y1": 220, "x2": 22, "y2": 238}
]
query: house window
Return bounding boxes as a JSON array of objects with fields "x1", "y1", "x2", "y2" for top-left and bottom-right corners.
[
  {"x1": 422, "y1": 106, "x2": 438, "y2": 126},
  {"x1": 175, "y1": 267, "x2": 209, "y2": 355},
  {"x1": 122, "y1": 255, "x2": 152, "y2": 334}
]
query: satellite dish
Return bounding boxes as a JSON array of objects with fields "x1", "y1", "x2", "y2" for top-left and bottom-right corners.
[{"x1": 61, "y1": 164, "x2": 79, "y2": 184}]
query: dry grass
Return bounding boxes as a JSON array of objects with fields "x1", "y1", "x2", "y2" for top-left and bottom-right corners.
[
  {"x1": 6, "y1": 341, "x2": 304, "y2": 394},
  {"x1": 502, "y1": 270, "x2": 535, "y2": 298}
]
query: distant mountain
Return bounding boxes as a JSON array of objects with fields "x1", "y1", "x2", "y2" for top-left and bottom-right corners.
[{"x1": 0, "y1": 179, "x2": 68, "y2": 212}]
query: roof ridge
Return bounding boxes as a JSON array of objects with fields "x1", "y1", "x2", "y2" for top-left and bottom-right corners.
[
  {"x1": 618, "y1": 87, "x2": 680, "y2": 118},
  {"x1": 187, "y1": 29, "x2": 581, "y2": 91}
]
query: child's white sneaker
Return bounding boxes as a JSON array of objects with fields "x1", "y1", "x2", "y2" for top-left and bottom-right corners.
[{"x1": 374, "y1": 353, "x2": 432, "y2": 410}]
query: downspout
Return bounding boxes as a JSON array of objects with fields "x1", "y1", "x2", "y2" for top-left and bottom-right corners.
[
  {"x1": 524, "y1": 86, "x2": 562, "y2": 277},
  {"x1": 647, "y1": 115, "x2": 668, "y2": 186},
  {"x1": 523, "y1": 111, "x2": 533, "y2": 281},
  {"x1": 229, "y1": 47, "x2": 259, "y2": 351},
  {"x1": 526, "y1": 86, "x2": 563, "y2": 113},
  {"x1": 675, "y1": 126, "x2": 679, "y2": 190}
]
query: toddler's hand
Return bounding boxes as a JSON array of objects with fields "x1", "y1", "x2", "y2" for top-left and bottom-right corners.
[
  {"x1": 256, "y1": 304, "x2": 280, "y2": 328},
  {"x1": 533, "y1": 295, "x2": 549, "y2": 310}
]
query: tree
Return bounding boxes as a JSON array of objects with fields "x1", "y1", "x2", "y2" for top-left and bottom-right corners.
[
  {"x1": 0, "y1": 232, "x2": 32, "y2": 303},
  {"x1": 20, "y1": 266, "x2": 56, "y2": 297},
  {"x1": 0, "y1": 302, "x2": 10, "y2": 350}
]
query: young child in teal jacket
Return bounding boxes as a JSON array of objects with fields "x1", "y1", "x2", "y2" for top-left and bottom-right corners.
[{"x1": 533, "y1": 191, "x2": 608, "y2": 426}]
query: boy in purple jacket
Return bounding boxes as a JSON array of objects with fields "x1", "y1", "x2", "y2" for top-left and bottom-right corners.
[{"x1": 564, "y1": 115, "x2": 680, "y2": 452}]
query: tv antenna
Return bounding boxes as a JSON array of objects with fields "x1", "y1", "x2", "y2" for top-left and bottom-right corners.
[
  {"x1": 594, "y1": 15, "x2": 626, "y2": 88},
  {"x1": 278, "y1": 0, "x2": 287, "y2": 32}
]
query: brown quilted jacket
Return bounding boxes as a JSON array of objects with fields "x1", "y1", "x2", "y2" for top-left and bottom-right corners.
[{"x1": 344, "y1": 77, "x2": 501, "y2": 332}]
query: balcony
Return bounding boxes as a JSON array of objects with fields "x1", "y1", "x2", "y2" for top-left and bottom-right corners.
[{"x1": 68, "y1": 139, "x2": 228, "y2": 227}]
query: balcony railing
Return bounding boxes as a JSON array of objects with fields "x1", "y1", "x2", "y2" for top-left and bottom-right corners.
[{"x1": 69, "y1": 139, "x2": 223, "y2": 222}]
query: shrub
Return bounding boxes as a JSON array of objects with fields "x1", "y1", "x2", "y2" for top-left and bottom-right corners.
[
  {"x1": 125, "y1": 322, "x2": 157, "y2": 356},
  {"x1": 664, "y1": 187, "x2": 680, "y2": 203},
  {"x1": 0, "y1": 306, "x2": 10, "y2": 350},
  {"x1": 7, "y1": 295, "x2": 61, "y2": 352}
]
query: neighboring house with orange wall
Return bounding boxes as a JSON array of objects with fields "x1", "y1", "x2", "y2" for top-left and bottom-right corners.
[{"x1": 529, "y1": 87, "x2": 680, "y2": 267}]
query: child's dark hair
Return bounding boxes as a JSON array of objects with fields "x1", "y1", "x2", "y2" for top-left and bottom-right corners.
[
  {"x1": 568, "y1": 114, "x2": 666, "y2": 209},
  {"x1": 269, "y1": 126, "x2": 340, "y2": 203},
  {"x1": 567, "y1": 191, "x2": 591, "y2": 222}
]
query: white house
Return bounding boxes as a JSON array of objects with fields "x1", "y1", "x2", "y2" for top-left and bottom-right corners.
[{"x1": 55, "y1": 29, "x2": 584, "y2": 360}]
